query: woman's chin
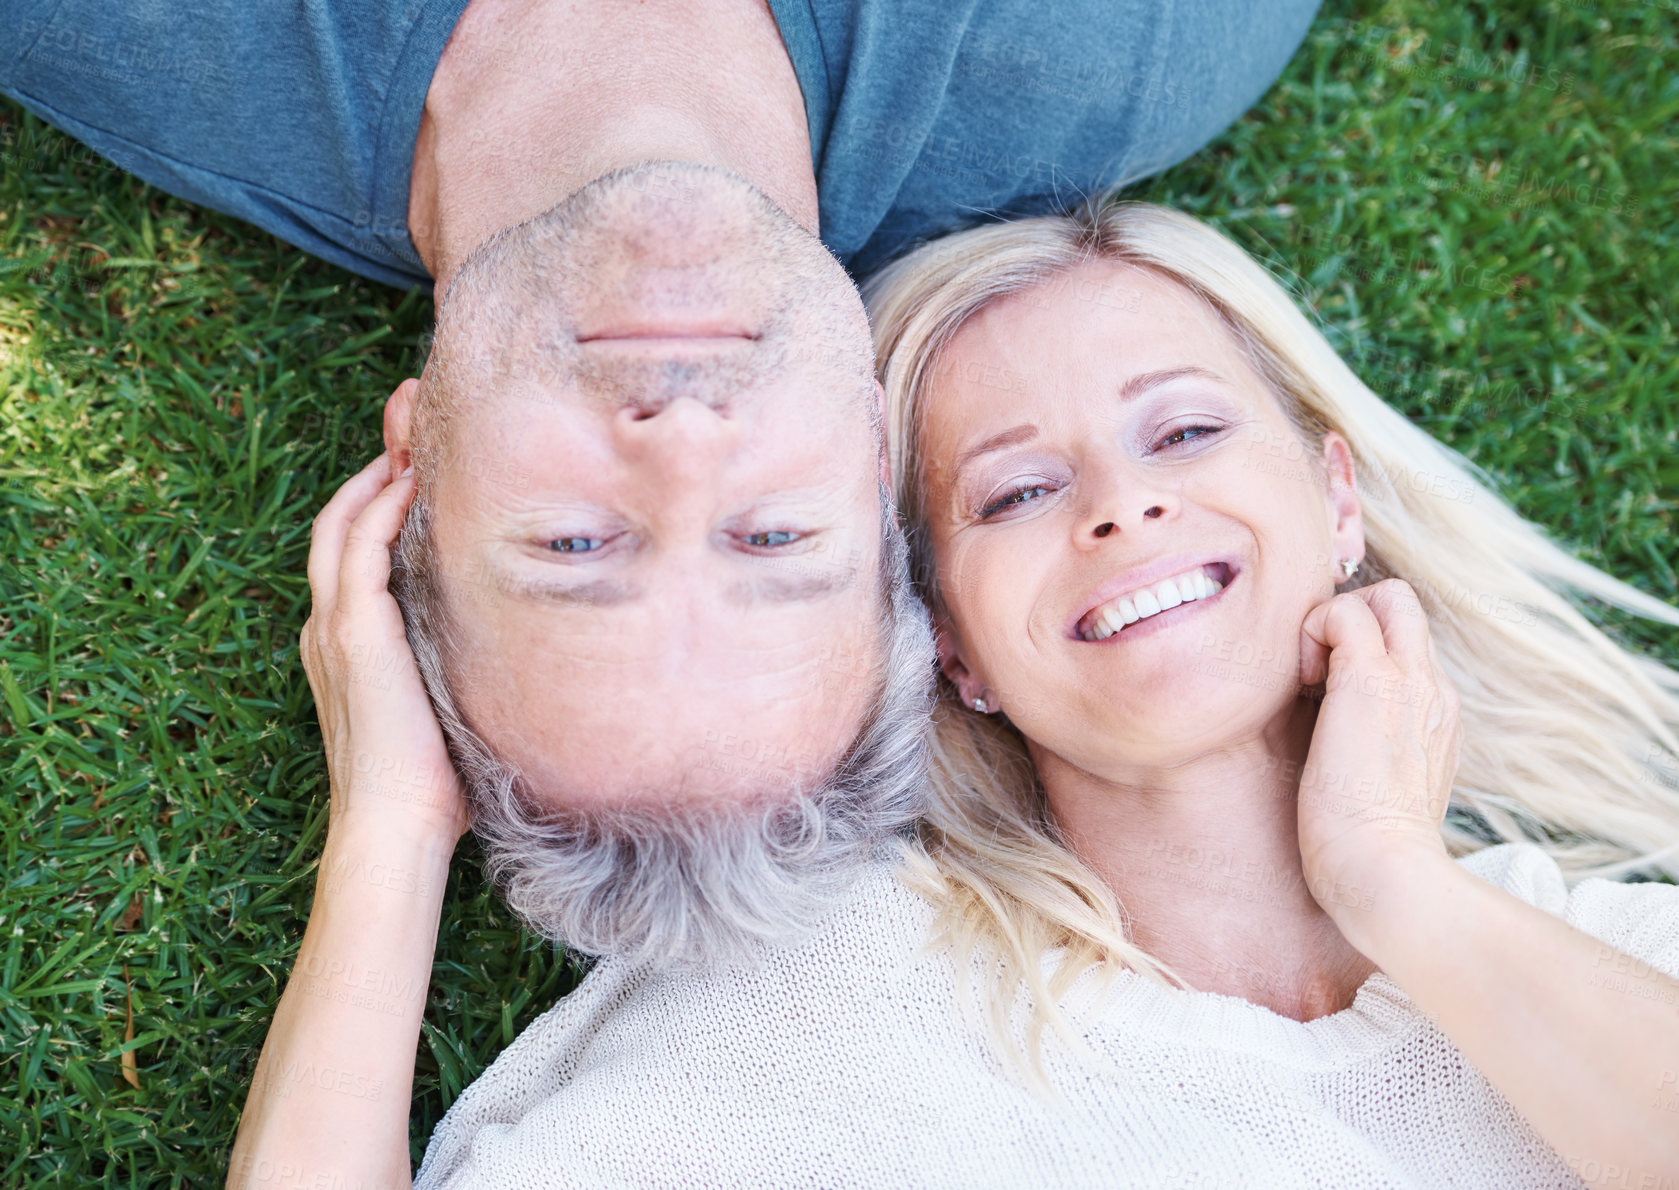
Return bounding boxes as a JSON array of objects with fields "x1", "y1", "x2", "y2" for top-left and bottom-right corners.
[{"x1": 1020, "y1": 667, "x2": 1294, "y2": 769}]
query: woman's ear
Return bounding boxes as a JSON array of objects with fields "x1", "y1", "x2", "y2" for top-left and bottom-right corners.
[
  {"x1": 933, "y1": 610, "x2": 984, "y2": 705},
  {"x1": 383, "y1": 378, "x2": 421, "y2": 473},
  {"x1": 1321, "y1": 430, "x2": 1365, "y2": 574}
]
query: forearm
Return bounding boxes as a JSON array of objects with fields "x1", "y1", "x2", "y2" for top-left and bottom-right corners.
[
  {"x1": 228, "y1": 823, "x2": 456, "y2": 1190},
  {"x1": 1343, "y1": 855, "x2": 1679, "y2": 1187}
]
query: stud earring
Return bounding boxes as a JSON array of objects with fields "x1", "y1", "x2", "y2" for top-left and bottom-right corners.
[
  {"x1": 972, "y1": 697, "x2": 988, "y2": 714},
  {"x1": 1339, "y1": 557, "x2": 1360, "y2": 580}
]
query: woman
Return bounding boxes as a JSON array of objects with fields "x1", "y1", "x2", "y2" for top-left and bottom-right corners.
[
  {"x1": 233, "y1": 203, "x2": 1679, "y2": 1189},
  {"x1": 863, "y1": 201, "x2": 1679, "y2": 1185}
]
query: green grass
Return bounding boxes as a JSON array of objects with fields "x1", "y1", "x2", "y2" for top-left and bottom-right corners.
[{"x1": 1, "y1": 0, "x2": 1675, "y2": 1183}]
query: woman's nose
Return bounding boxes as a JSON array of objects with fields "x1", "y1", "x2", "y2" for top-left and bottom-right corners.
[{"x1": 1077, "y1": 470, "x2": 1179, "y2": 543}]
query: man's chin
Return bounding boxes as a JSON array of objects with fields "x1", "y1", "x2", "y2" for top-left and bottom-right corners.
[{"x1": 467, "y1": 784, "x2": 875, "y2": 969}]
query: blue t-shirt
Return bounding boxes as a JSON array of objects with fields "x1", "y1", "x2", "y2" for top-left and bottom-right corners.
[{"x1": 0, "y1": 0, "x2": 1318, "y2": 288}]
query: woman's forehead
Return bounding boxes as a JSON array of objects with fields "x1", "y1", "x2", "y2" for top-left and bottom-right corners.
[{"x1": 925, "y1": 265, "x2": 1263, "y2": 432}]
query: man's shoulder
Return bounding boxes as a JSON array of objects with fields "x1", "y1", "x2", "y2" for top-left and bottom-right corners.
[{"x1": 776, "y1": 0, "x2": 1321, "y2": 273}]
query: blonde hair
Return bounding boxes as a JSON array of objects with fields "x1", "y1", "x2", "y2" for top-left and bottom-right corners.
[{"x1": 862, "y1": 200, "x2": 1679, "y2": 1079}]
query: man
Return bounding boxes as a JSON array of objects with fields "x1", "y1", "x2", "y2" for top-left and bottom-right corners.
[
  {"x1": 2, "y1": 0, "x2": 1319, "y2": 956},
  {"x1": 3, "y1": 0, "x2": 1320, "y2": 958},
  {"x1": 4, "y1": 1, "x2": 1318, "y2": 1180},
  {"x1": 0, "y1": 5, "x2": 1319, "y2": 908}
]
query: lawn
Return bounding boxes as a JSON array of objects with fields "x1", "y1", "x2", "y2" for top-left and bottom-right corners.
[{"x1": 1, "y1": 0, "x2": 1675, "y2": 1183}]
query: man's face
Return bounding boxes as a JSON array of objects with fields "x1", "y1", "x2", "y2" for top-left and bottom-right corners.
[{"x1": 410, "y1": 165, "x2": 887, "y2": 809}]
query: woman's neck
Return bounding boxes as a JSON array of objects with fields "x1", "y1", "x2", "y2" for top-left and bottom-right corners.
[
  {"x1": 407, "y1": 0, "x2": 817, "y2": 293},
  {"x1": 1033, "y1": 697, "x2": 1377, "y2": 1020}
]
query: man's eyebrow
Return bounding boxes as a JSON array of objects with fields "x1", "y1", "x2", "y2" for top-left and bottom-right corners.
[
  {"x1": 496, "y1": 574, "x2": 644, "y2": 607},
  {"x1": 488, "y1": 566, "x2": 856, "y2": 608},
  {"x1": 950, "y1": 366, "x2": 1232, "y2": 480},
  {"x1": 727, "y1": 562, "x2": 859, "y2": 605}
]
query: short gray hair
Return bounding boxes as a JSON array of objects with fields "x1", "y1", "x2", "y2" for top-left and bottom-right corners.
[{"x1": 390, "y1": 478, "x2": 936, "y2": 968}]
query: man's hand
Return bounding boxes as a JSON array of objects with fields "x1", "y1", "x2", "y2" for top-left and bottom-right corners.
[
  {"x1": 229, "y1": 451, "x2": 464, "y2": 1189},
  {"x1": 301, "y1": 453, "x2": 468, "y2": 844},
  {"x1": 1294, "y1": 578, "x2": 1462, "y2": 936}
]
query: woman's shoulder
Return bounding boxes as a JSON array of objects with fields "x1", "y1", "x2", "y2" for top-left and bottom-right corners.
[
  {"x1": 432, "y1": 849, "x2": 944, "y2": 1091},
  {"x1": 415, "y1": 852, "x2": 965, "y2": 1187},
  {"x1": 1456, "y1": 842, "x2": 1679, "y2": 979}
]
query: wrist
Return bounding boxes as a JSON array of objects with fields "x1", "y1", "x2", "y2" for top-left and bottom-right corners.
[
  {"x1": 328, "y1": 754, "x2": 467, "y2": 835},
  {"x1": 322, "y1": 812, "x2": 461, "y2": 878},
  {"x1": 328, "y1": 770, "x2": 468, "y2": 845},
  {"x1": 1314, "y1": 843, "x2": 1463, "y2": 958}
]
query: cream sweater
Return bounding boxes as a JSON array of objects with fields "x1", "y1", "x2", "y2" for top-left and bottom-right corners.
[{"x1": 416, "y1": 844, "x2": 1679, "y2": 1189}]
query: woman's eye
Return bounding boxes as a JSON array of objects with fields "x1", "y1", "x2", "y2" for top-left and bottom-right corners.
[
  {"x1": 548, "y1": 537, "x2": 604, "y2": 553},
  {"x1": 1157, "y1": 424, "x2": 1224, "y2": 450},
  {"x1": 980, "y1": 485, "x2": 1053, "y2": 519},
  {"x1": 745, "y1": 530, "x2": 800, "y2": 548}
]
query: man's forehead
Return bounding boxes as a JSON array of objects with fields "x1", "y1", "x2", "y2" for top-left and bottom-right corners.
[{"x1": 449, "y1": 606, "x2": 885, "y2": 807}]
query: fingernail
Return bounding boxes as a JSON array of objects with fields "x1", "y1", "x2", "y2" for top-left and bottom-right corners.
[{"x1": 400, "y1": 464, "x2": 414, "y2": 478}]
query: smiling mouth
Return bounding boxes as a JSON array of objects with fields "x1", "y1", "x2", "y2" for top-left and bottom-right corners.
[{"x1": 1076, "y1": 561, "x2": 1237, "y2": 642}]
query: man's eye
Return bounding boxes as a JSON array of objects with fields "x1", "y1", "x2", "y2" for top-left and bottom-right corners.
[
  {"x1": 745, "y1": 530, "x2": 800, "y2": 548},
  {"x1": 548, "y1": 537, "x2": 603, "y2": 553},
  {"x1": 980, "y1": 485, "x2": 1053, "y2": 519}
]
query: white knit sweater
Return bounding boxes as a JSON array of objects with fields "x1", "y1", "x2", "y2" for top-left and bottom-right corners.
[{"x1": 416, "y1": 844, "x2": 1679, "y2": 1189}]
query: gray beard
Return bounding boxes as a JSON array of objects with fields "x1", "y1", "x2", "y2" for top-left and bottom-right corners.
[{"x1": 468, "y1": 777, "x2": 902, "y2": 970}]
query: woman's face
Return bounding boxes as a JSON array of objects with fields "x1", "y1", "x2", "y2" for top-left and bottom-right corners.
[{"x1": 918, "y1": 259, "x2": 1363, "y2": 778}]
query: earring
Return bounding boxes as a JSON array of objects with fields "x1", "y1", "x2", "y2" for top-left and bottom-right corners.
[
  {"x1": 1339, "y1": 557, "x2": 1360, "y2": 580},
  {"x1": 972, "y1": 697, "x2": 988, "y2": 714}
]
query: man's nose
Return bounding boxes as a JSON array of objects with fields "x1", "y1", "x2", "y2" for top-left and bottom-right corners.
[{"x1": 610, "y1": 395, "x2": 740, "y2": 479}]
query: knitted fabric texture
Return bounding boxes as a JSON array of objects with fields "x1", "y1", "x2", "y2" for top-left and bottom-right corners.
[{"x1": 416, "y1": 844, "x2": 1679, "y2": 1189}]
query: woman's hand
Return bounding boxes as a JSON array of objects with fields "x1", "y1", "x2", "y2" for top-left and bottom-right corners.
[
  {"x1": 1295, "y1": 580, "x2": 1679, "y2": 1185},
  {"x1": 301, "y1": 453, "x2": 469, "y2": 844},
  {"x1": 1294, "y1": 578, "x2": 1461, "y2": 933}
]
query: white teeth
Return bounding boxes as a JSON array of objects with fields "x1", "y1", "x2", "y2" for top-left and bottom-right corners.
[{"x1": 1082, "y1": 564, "x2": 1229, "y2": 641}]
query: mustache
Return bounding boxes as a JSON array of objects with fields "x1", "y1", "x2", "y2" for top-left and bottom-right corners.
[{"x1": 572, "y1": 337, "x2": 789, "y2": 415}]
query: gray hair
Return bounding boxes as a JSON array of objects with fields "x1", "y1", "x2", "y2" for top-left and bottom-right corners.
[{"x1": 389, "y1": 479, "x2": 936, "y2": 968}]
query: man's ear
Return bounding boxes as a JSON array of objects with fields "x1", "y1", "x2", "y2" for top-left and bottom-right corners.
[
  {"x1": 933, "y1": 610, "x2": 984, "y2": 706},
  {"x1": 383, "y1": 378, "x2": 421, "y2": 472},
  {"x1": 1321, "y1": 430, "x2": 1365, "y2": 573},
  {"x1": 874, "y1": 380, "x2": 892, "y2": 489}
]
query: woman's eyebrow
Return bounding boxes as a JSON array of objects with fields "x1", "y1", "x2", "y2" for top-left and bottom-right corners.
[
  {"x1": 1117, "y1": 365, "x2": 1230, "y2": 402},
  {"x1": 951, "y1": 424, "x2": 1039, "y2": 479},
  {"x1": 948, "y1": 366, "x2": 1232, "y2": 479}
]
